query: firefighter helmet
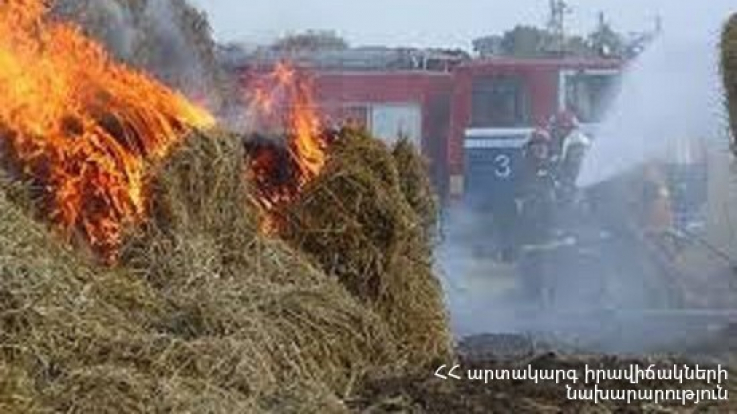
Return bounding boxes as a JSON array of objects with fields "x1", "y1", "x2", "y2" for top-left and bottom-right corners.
[
  {"x1": 525, "y1": 128, "x2": 552, "y2": 160},
  {"x1": 551, "y1": 109, "x2": 580, "y2": 132},
  {"x1": 527, "y1": 128, "x2": 552, "y2": 146}
]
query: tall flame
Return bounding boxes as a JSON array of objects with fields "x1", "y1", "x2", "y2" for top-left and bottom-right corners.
[
  {"x1": 285, "y1": 66, "x2": 326, "y2": 186},
  {"x1": 246, "y1": 63, "x2": 328, "y2": 215},
  {"x1": 0, "y1": 0, "x2": 215, "y2": 260}
]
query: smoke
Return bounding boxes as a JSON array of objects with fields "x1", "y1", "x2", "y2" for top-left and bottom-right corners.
[
  {"x1": 441, "y1": 4, "x2": 737, "y2": 355},
  {"x1": 141, "y1": 0, "x2": 206, "y2": 91},
  {"x1": 578, "y1": 7, "x2": 730, "y2": 186},
  {"x1": 440, "y1": 193, "x2": 737, "y2": 354},
  {"x1": 53, "y1": 0, "x2": 138, "y2": 59},
  {"x1": 53, "y1": 0, "x2": 225, "y2": 110}
]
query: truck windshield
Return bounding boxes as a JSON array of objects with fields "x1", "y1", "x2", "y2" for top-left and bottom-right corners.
[{"x1": 471, "y1": 76, "x2": 530, "y2": 128}]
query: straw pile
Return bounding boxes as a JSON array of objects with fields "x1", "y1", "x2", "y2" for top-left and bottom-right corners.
[
  {"x1": 1, "y1": 128, "x2": 452, "y2": 412},
  {"x1": 280, "y1": 128, "x2": 451, "y2": 367},
  {"x1": 723, "y1": 13, "x2": 737, "y2": 153},
  {"x1": 121, "y1": 129, "x2": 399, "y2": 394},
  {"x1": 392, "y1": 137, "x2": 439, "y2": 235},
  {"x1": 0, "y1": 178, "x2": 168, "y2": 412}
]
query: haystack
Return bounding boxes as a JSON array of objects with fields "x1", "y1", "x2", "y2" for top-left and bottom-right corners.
[
  {"x1": 392, "y1": 137, "x2": 439, "y2": 236},
  {"x1": 121, "y1": 130, "x2": 399, "y2": 395},
  {"x1": 723, "y1": 13, "x2": 737, "y2": 153},
  {"x1": 280, "y1": 128, "x2": 452, "y2": 367},
  {"x1": 0, "y1": 129, "x2": 402, "y2": 412},
  {"x1": 0, "y1": 179, "x2": 175, "y2": 412}
]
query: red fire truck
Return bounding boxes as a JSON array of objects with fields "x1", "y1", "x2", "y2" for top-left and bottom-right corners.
[
  {"x1": 233, "y1": 50, "x2": 624, "y2": 205},
  {"x1": 448, "y1": 58, "x2": 622, "y2": 206},
  {"x1": 312, "y1": 70, "x2": 455, "y2": 194},
  {"x1": 308, "y1": 56, "x2": 623, "y2": 204}
]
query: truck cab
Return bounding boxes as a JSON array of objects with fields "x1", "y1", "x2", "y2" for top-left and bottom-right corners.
[{"x1": 446, "y1": 58, "x2": 622, "y2": 257}]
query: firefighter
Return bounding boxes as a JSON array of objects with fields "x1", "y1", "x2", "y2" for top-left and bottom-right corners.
[
  {"x1": 515, "y1": 128, "x2": 558, "y2": 303},
  {"x1": 557, "y1": 129, "x2": 592, "y2": 203},
  {"x1": 548, "y1": 109, "x2": 581, "y2": 160},
  {"x1": 516, "y1": 128, "x2": 557, "y2": 246}
]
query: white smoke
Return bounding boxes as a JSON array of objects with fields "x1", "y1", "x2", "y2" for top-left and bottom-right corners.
[
  {"x1": 579, "y1": 5, "x2": 733, "y2": 186},
  {"x1": 142, "y1": 0, "x2": 207, "y2": 88},
  {"x1": 441, "y1": 3, "x2": 737, "y2": 354}
]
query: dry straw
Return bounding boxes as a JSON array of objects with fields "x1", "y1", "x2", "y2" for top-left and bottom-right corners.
[
  {"x1": 280, "y1": 128, "x2": 451, "y2": 368},
  {"x1": 2, "y1": 0, "x2": 450, "y2": 411},
  {"x1": 2, "y1": 127, "x2": 451, "y2": 412}
]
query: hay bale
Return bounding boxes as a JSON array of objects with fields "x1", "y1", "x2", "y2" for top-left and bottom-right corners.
[
  {"x1": 122, "y1": 129, "x2": 398, "y2": 394},
  {"x1": 392, "y1": 137, "x2": 439, "y2": 235},
  {"x1": 723, "y1": 13, "x2": 737, "y2": 152},
  {"x1": 0, "y1": 362, "x2": 40, "y2": 414},
  {"x1": 1, "y1": 126, "x2": 446, "y2": 411},
  {"x1": 281, "y1": 128, "x2": 451, "y2": 366}
]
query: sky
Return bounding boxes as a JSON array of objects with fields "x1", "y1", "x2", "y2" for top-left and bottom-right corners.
[{"x1": 189, "y1": 0, "x2": 736, "y2": 49}]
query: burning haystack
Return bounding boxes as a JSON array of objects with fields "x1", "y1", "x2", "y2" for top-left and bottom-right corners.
[
  {"x1": 0, "y1": 0, "x2": 215, "y2": 261},
  {"x1": 240, "y1": 64, "x2": 451, "y2": 366},
  {"x1": 0, "y1": 127, "x2": 449, "y2": 412},
  {"x1": 0, "y1": 1, "x2": 450, "y2": 412},
  {"x1": 723, "y1": 13, "x2": 737, "y2": 153},
  {"x1": 1, "y1": 155, "x2": 391, "y2": 412}
]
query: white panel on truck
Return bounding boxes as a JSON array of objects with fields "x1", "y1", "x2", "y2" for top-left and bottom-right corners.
[{"x1": 369, "y1": 104, "x2": 422, "y2": 147}]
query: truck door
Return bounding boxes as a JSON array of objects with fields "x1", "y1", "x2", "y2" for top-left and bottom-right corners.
[{"x1": 463, "y1": 74, "x2": 531, "y2": 210}]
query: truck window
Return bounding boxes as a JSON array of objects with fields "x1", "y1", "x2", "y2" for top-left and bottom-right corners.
[
  {"x1": 564, "y1": 73, "x2": 618, "y2": 123},
  {"x1": 471, "y1": 76, "x2": 530, "y2": 128}
]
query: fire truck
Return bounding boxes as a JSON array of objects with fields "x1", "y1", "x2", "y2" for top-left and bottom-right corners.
[
  {"x1": 447, "y1": 58, "x2": 621, "y2": 203},
  {"x1": 231, "y1": 48, "x2": 712, "y2": 240},
  {"x1": 232, "y1": 49, "x2": 716, "y2": 306},
  {"x1": 307, "y1": 55, "x2": 623, "y2": 206},
  {"x1": 230, "y1": 49, "x2": 624, "y2": 202}
]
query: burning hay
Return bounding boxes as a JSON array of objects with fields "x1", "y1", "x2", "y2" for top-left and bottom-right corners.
[
  {"x1": 280, "y1": 128, "x2": 452, "y2": 366},
  {"x1": 122, "y1": 130, "x2": 399, "y2": 394},
  {"x1": 0, "y1": 130, "x2": 404, "y2": 412},
  {"x1": 0, "y1": 2, "x2": 451, "y2": 410},
  {"x1": 243, "y1": 63, "x2": 330, "y2": 216},
  {"x1": 0, "y1": 0, "x2": 215, "y2": 261},
  {"x1": 723, "y1": 13, "x2": 737, "y2": 153},
  {"x1": 0, "y1": 123, "x2": 451, "y2": 411}
]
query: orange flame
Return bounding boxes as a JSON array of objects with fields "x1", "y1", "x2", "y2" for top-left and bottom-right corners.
[
  {"x1": 283, "y1": 65, "x2": 326, "y2": 186},
  {"x1": 0, "y1": 0, "x2": 215, "y2": 261},
  {"x1": 245, "y1": 63, "x2": 328, "y2": 217}
]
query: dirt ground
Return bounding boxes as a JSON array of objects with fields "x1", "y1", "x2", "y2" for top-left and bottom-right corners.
[{"x1": 358, "y1": 228, "x2": 737, "y2": 413}]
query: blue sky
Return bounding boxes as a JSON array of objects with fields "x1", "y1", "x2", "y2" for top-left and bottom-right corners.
[{"x1": 189, "y1": 0, "x2": 735, "y2": 49}]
